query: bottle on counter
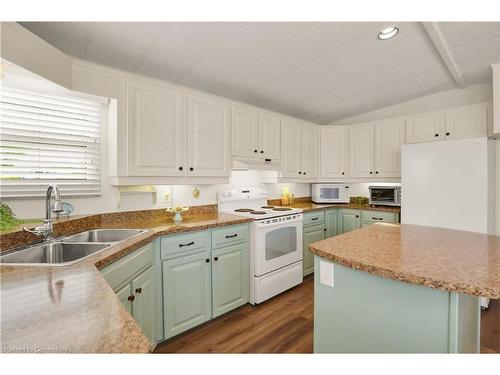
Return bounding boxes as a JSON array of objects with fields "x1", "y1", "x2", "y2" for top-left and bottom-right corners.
[{"x1": 281, "y1": 194, "x2": 290, "y2": 206}]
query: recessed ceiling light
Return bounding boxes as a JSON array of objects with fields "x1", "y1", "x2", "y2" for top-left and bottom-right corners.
[{"x1": 378, "y1": 26, "x2": 399, "y2": 40}]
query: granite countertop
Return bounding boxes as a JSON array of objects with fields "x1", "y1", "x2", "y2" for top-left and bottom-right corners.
[
  {"x1": 309, "y1": 223, "x2": 500, "y2": 299},
  {"x1": 0, "y1": 212, "x2": 252, "y2": 353},
  {"x1": 294, "y1": 202, "x2": 401, "y2": 213},
  {"x1": 267, "y1": 199, "x2": 401, "y2": 214}
]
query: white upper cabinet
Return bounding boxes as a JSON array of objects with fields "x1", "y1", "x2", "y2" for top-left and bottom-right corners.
[
  {"x1": 348, "y1": 120, "x2": 403, "y2": 178},
  {"x1": 187, "y1": 95, "x2": 231, "y2": 177},
  {"x1": 301, "y1": 124, "x2": 319, "y2": 179},
  {"x1": 406, "y1": 113, "x2": 446, "y2": 144},
  {"x1": 127, "y1": 79, "x2": 185, "y2": 176},
  {"x1": 444, "y1": 103, "x2": 487, "y2": 140},
  {"x1": 406, "y1": 104, "x2": 488, "y2": 144},
  {"x1": 281, "y1": 119, "x2": 319, "y2": 179},
  {"x1": 258, "y1": 113, "x2": 281, "y2": 161},
  {"x1": 281, "y1": 119, "x2": 302, "y2": 178},
  {"x1": 320, "y1": 126, "x2": 348, "y2": 178},
  {"x1": 349, "y1": 124, "x2": 374, "y2": 178},
  {"x1": 231, "y1": 108, "x2": 281, "y2": 162},
  {"x1": 405, "y1": 113, "x2": 445, "y2": 143},
  {"x1": 373, "y1": 120, "x2": 403, "y2": 177},
  {"x1": 231, "y1": 106, "x2": 259, "y2": 158}
]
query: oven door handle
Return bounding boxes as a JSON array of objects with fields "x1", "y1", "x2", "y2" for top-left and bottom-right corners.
[{"x1": 254, "y1": 214, "x2": 303, "y2": 228}]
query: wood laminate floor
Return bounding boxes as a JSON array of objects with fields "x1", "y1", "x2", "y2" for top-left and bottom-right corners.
[
  {"x1": 154, "y1": 275, "x2": 499, "y2": 353},
  {"x1": 481, "y1": 298, "x2": 500, "y2": 353}
]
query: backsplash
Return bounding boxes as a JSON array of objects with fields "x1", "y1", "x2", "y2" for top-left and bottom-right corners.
[
  {"x1": 1, "y1": 170, "x2": 310, "y2": 220},
  {"x1": 1, "y1": 168, "x2": 400, "y2": 220}
]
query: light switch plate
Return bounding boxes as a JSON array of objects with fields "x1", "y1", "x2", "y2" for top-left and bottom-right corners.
[{"x1": 319, "y1": 260, "x2": 334, "y2": 287}]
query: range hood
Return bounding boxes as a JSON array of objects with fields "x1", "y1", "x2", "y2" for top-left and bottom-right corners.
[{"x1": 232, "y1": 158, "x2": 281, "y2": 171}]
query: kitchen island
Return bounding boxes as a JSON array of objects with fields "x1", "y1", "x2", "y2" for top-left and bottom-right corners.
[{"x1": 309, "y1": 223, "x2": 500, "y2": 353}]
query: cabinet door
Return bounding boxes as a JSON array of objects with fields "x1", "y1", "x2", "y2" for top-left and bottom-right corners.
[
  {"x1": 258, "y1": 113, "x2": 281, "y2": 161},
  {"x1": 187, "y1": 95, "x2": 231, "y2": 176},
  {"x1": 325, "y1": 210, "x2": 339, "y2": 238},
  {"x1": 374, "y1": 120, "x2": 403, "y2": 177},
  {"x1": 494, "y1": 64, "x2": 500, "y2": 136},
  {"x1": 131, "y1": 266, "x2": 156, "y2": 344},
  {"x1": 115, "y1": 283, "x2": 133, "y2": 315},
  {"x1": 339, "y1": 210, "x2": 361, "y2": 234},
  {"x1": 162, "y1": 251, "x2": 212, "y2": 339},
  {"x1": 405, "y1": 113, "x2": 445, "y2": 143},
  {"x1": 349, "y1": 124, "x2": 374, "y2": 177},
  {"x1": 127, "y1": 79, "x2": 185, "y2": 176},
  {"x1": 303, "y1": 225, "x2": 326, "y2": 276},
  {"x1": 445, "y1": 104, "x2": 487, "y2": 140},
  {"x1": 320, "y1": 126, "x2": 348, "y2": 178},
  {"x1": 231, "y1": 106, "x2": 259, "y2": 159},
  {"x1": 301, "y1": 124, "x2": 320, "y2": 179},
  {"x1": 212, "y1": 243, "x2": 249, "y2": 318},
  {"x1": 281, "y1": 119, "x2": 302, "y2": 178}
]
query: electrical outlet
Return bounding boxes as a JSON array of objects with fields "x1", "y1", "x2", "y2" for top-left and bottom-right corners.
[
  {"x1": 153, "y1": 186, "x2": 172, "y2": 208},
  {"x1": 319, "y1": 260, "x2": 334, "y2": 287}
]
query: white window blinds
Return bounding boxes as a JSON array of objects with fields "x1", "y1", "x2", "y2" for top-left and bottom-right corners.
[{"x1": 0, "y1": 85, "x2": 103, "y2": 198}]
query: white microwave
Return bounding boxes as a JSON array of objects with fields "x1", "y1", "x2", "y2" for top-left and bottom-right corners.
[{"x1": 311, "y1": 184, "x2": 350, "y2": 204}]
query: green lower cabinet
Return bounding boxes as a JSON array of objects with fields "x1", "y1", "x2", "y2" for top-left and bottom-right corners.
[
  {"x1": 303, "y1": 225, "x2": 326, "y2": 276},
  {"x1": 362, "y1": 210, "x2": 399, "y2": 226},
  {"x1": 212, "y1": 243, "x2": 249, "y2": 318},
  {"x1": 131, "y1": 266, "x2": 156, "y2": 343},
  {"x1": 339, "y1": 209, "x2": 361, "y2": 234},
  {"x1": 162, "y1": 251, "x2": 212, "y2": 339},
  {"x1": 112, "y1": 266, "x2": 156, "y2": 345},
  {"x1": 100, "y1": 242, "x2": 157, "y2": 345},
  {"x1": 115, "y1": 283, "x2": 133, "y2": 315},
  {"x1": 325, "y1": 209, "x2": 338, "y2": 237}
]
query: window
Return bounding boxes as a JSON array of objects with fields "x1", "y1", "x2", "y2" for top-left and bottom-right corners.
[{"x1": 0, "y1": 84, "x2": 103, "y2": 198}]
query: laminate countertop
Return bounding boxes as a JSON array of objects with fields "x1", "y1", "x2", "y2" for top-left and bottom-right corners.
[
  {"x1": 309, "y1": 223, "x2": 500, "y2": 299},
  {"x1": 0, "y1": 213, "x2": 252, "y2": 353}
]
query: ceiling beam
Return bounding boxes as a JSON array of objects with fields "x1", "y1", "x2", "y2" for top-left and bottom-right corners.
[{"x1": 422, "y1": 22, "x2": 466, "y2": 89}]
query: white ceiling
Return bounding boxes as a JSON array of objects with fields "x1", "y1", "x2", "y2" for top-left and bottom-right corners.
[{"x1": 19, "y1": 21, "x2": 500, "y2": 124}]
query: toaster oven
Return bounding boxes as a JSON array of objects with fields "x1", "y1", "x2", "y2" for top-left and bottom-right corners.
[{"x1": 369, "y1": 186, "x2": 401, "y2": 206}]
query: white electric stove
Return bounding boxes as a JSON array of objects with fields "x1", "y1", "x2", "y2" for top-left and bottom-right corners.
[{"x1": 218, "y1": 188, "x2": 303, "y2": 304}]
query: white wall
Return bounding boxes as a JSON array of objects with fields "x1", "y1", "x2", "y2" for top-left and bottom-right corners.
[{"x1": 331, "y1": 82, "x2": 493, "y2": 125}]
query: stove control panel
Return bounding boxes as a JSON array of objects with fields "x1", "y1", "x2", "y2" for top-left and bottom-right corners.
[{"x1": 255, "y1": 213, "x2": 303, "y2": 227}]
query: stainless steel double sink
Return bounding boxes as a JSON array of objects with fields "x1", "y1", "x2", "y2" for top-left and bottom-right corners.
[{"x1": 0, "y1": 229, "x2": 146, "y2": 267}]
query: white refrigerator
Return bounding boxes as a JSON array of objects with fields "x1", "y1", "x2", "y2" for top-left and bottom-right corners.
[{"x1": 401, "y1": 137, "x2": 496, "y2": 308}]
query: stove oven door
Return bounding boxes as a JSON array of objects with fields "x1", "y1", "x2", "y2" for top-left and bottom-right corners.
[{"x1": 253, "y1": 215, "x2": 303, "y2": 277}]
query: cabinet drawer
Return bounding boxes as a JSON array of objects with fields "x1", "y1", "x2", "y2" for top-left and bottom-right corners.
[
  {"x1": 160, "y1": 230, "x2": 210, "y2": 260},
  {"x1": 362, "y1": 210, "x2": 397, "y2": 224},
  {"x1": 303, "y1": 211, "x2": 325, "y2": 227},
  {"x1": 101, "y1": 242, "x2": 154, "y2": 290},
  {"x1": 212, "y1": 224, "x2": 249, "y2": 249}
]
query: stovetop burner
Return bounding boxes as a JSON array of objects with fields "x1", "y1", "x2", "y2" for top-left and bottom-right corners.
[
  {"x1": 250, "y1": 211, "x2": 267, "y2": 215},
  {"x1": 261, "y1": 206, "x2": 275, "y2": 209},
  {"x1": 272, "y1": 207, "x2": 293, "y2": 211},
  {"x1": 234, "y1": 208, "x2": 255, "y2": 212}
]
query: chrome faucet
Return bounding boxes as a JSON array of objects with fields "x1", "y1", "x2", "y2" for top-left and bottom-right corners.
[{"x1": 24, "y1": 185, "x2": 64, "y2": 241}]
